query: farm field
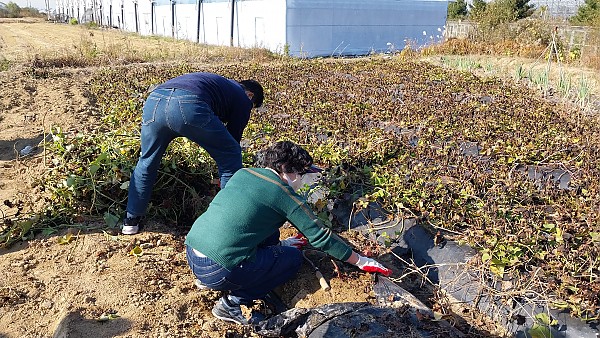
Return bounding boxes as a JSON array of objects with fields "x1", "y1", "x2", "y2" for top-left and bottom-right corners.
[
  {"x1": 422, "y1": 54, "x2": 600, "y2": 114},
  {"x1": 1, "y1": 19, "x2": 599, "y2": 337}
]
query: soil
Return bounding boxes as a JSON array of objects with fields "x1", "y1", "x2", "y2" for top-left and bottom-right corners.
[
  {"x1": 0, "y1": 19, "x2": 509, "y2": 338},
  {"x1": 0, "y1": 222, "x2": 381, "y2": 338}
]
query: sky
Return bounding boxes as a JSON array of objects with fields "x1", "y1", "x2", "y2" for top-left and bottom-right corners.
[{"x1": 5, "y1": 0, "x2": 54, "y2": 11}]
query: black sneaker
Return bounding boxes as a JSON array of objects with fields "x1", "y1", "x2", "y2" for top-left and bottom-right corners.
[
  {"x1": 211, "y1": 297, "x2": 248, "y2": 325},
  {"x1": 121, "y1": 216, "x2": 141, "y2": 235}
]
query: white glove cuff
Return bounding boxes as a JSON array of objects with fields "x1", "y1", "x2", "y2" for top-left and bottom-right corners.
[{"x1": 355, "y1": 254, "x2": 368, "y2": 268}]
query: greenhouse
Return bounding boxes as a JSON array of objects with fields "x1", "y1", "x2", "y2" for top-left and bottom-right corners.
[{"x1": 55, "y1": 0, "x2": 449, "y2": 57}]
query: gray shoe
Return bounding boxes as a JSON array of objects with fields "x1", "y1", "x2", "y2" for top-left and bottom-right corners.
[
  {"x1": 121, "y1": 216, "x2": 141, "y2": 235},
  {"x1": 211, "y1": 297, "x2": 248, "y2": 325}
]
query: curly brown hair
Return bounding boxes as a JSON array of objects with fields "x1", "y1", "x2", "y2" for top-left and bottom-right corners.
[{"x1": 255, "y1": 141, "x2": 313, "y2": 174}]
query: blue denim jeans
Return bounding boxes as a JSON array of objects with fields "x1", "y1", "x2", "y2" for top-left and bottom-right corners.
[
  {"x1": 127, "y1": 88, "x2": 242, "y2": 217},
  {"x1": 186, "y1": 231, "x2": 303, "y2": 304}
]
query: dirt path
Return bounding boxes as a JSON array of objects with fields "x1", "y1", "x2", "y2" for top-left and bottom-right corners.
[
  {"x1": 0, "y1": 18, "x2": 155, "y2": 62},
  {"x1": 0, "y1": 19, "x2": 57, "y2": 60},
  {"x1": 0, "y1": 18, "x2": 103, "y2": 62},
  {"x1": 0, "y1": 67, "x2": 94, "y2": 209}
]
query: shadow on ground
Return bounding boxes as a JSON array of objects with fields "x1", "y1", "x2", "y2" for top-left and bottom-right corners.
[{"x1": 52, "y1": 309, "x2": 133, "y2": 338}]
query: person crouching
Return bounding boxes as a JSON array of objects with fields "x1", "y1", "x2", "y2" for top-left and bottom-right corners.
[{"x1": 184, "y1": 140, "x2": 391, "y2": 325}]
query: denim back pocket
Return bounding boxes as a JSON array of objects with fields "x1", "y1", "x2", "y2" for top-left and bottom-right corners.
[
  {"x1": 192, "y1": 263, "x2": 241, "y2": 290},
  {"x1": 142, "y1": 96, "x2": 161, "y2": 126},
  {"x1": 178, "y1": 99, "x2": 213, "y2": 128}
]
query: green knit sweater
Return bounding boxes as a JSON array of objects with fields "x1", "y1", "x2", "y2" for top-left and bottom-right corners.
[{"x1": 185, "y1": 168, "x2": 353, "y2": 270}]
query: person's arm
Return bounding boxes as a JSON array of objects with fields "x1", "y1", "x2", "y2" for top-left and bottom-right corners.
[
  {"x1": 283, "y1": 193, "x2": 391, "y2": 276},
  {"x1": 345, "y1": 251, "x2": 391, "y2": 276},
  {"x1": 226, "y1": 105, "x2": 251, "y2": 143},
  {"x1": 280, "y1": 234, "x2": 391, "y2": 276}
]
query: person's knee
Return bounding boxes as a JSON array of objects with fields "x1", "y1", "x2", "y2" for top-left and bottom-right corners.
[{"x1": 289, "y1": 248, "x2": 303, "y2": 271}]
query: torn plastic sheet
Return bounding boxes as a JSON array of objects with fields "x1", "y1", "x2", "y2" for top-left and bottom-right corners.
[
  {"x1": 255, "y1": 277, "x2": 464, "y2": 338},
  {"x1": 373, "y1": 275, "x2": 433, "y2": 318},
  {"x1": 254, "y1": 302, "x2": 464, "y2": 338},
  {"x1": 332, "y1": 200, "x2": 599, "y2": 338},
  {"x1": 403, "y1": 223, "x2": 600, "y2": 338},
  {"x1": 331, "y1": 200, "x2": 413, "y2": 256}
]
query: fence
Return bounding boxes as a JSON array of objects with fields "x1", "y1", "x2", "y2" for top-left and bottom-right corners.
[
  {"x1": 445, "y1": 20, "x2": 599, "y2": 57},
  {"x1": 444, "y1": 20, "x2": 476, "y2": 39}
]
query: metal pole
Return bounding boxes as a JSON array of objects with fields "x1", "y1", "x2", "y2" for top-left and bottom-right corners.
[
  {"x1": 230, "y1": 0, "x2": 234, "y2": 46},
  {"x1": 171, "y1": 0, "x2": 176, "y2": 38},
  {"x1": 196, "y1": 0, "x2": 202, "y2": 43},
  {"x1": 151, "y1": 1, "x2": 155, "y2": 35},
  {"x1": 134, "y1": 2, "x2": 139, "y2": 33}
]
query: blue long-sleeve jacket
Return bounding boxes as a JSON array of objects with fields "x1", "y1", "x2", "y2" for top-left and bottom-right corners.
[{"x1": 156, "y1": 72, "x2": 252, "y2": 142}]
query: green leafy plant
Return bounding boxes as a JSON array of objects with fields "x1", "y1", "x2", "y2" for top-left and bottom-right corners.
[
  {"x1": 515, "y1": 63, "x2": 525, "y2": 80},
  {"x1": 577, "y1": 75, "x2": 592, "y2": 107},
  {"x1": 527, "y1": 312, "x2": 557, "y2": 338},
  {"x1": 557, "y1": 70, "x2": 572, "y2": 98},
  {"x1": 0, "y1": 56, "x2": 9, "y2": 71}
]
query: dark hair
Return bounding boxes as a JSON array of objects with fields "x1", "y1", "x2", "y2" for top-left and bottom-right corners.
[
  {"x1": 255, "y1": 141, "x2": 313, "y2": 174},
  {"x1": 239, "y1": 79, "x2": 264, "y2": 108}
]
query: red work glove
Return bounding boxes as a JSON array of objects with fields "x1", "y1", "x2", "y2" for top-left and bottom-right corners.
[
  {"x1": 280, "y1": 234, "x2": 308, "y2": 249},
  {"x1": 354, "y1": 254, "x2": 392, "y2": 276}
]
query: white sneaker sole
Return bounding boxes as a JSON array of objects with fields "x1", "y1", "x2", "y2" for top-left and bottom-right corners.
[
  {"x1": 121, "y1": 225, "x2": 139, "y2": 235},
  {"x1": 194, "y1": 279, "x2": 209, "y2": 290}
]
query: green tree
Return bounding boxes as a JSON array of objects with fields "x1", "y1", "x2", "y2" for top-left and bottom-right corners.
[
  {"x1": 515, "y1": 0, "x2": 535, "y2": 19},
  {"x1": 469, "y1": 0, "x2": 488, "y2": 20},
  {"x1": 0, "y1": 1, "x2": 42, "y2": 18},
  {"x1": 470, "y1": 0, "x2": 535, "y2": 25},
  {"x1": 5, "y1": 1, "x2": 21, "y2": 18},
  {"x1": 21, "y1": 6, "x2": 41, "y2": 17},
  {"x1": 570, "y1": 0, "x2": 600, "y2": 26},
  {"x1": 448, "y1": 0, "x2": 468, "y2": 19},
  {"x1": 489, "y1": 0, "x2": 519, "y2": 24}
]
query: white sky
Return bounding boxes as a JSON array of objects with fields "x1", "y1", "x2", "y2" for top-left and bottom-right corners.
[{"x1": 5, "y1": 0, "x2": 54, "y2": 11}]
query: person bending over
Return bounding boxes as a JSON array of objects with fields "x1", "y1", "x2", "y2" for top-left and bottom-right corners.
[{"x1": 122, "y1": 72, "x2": 264, "y2": 235}]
